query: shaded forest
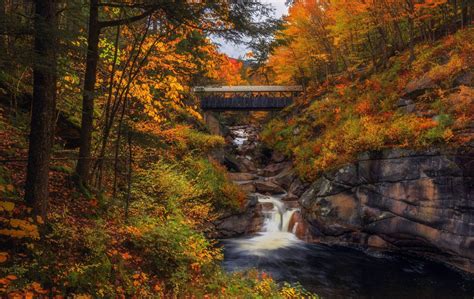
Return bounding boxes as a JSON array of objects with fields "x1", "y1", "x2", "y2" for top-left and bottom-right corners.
[{"x1": 0, "y1": 0, "x2": 473, "y2": 297}]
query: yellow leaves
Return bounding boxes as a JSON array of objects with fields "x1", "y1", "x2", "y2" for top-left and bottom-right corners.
[
  {"x1": 0, "y1": 217, "x2": 40, "y2": 239},
  {"x1": 124, "y1": 225, "x2": 143, "y2": 237},
  {"x1": 36, "y1": 216, "x2": 44, "y2": 225},
  {"x1": 0, "y1": 184, "x2": 14, "y2": 193},
  {"x1": 0, "y1": 201, "x2": 15, "y2": 212},
  {"x1": 428, "y1": 54, "x2": 464, "y2": 82}
]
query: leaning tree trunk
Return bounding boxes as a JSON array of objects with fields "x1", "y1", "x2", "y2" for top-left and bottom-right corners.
[
  {"x1": 24, "y1": 0, "x2": 57, "y2": 220},
  {"x1": 76, "y1": 0, "x2": 99, "y2": 185}
]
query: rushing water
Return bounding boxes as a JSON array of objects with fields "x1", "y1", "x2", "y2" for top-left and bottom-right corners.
[
  {"x1": 222, "y1": 193, "x2": 474, "y2": 298},
  {"x1": 222, "y1": 125, "x2": 474, "y2": 299}
]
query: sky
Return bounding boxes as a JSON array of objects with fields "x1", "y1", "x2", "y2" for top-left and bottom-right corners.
[{"x1": 215, "y1": 0, "x2": 288, "y2": 58}]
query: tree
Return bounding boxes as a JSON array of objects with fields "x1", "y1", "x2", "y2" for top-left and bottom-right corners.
[
  {"x1": 24, "y1": 0, "x2": 58, "y2": 219},
  {"x1": 75, "y1": 1, "x2": 278, "y2": 185}
]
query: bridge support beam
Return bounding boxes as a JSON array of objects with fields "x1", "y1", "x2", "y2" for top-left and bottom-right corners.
[{"x1": 203, "y1": 111, "x2": 222, "y2": 136}]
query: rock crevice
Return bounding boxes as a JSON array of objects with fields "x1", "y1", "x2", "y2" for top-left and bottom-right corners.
[{"x1": 300, "y1": 147, "x2": 474, "y2": 273}]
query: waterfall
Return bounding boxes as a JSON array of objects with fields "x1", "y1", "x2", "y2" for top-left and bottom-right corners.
[
  {"x1": 228, "y1": 194, "x2": 302, "y2": 255},
  {"x1": 225, "y1": 125, "x2": 303, "y2": 254},
  {"x1": 258, "y1": 194, "x2": 297, "y2": 233}
]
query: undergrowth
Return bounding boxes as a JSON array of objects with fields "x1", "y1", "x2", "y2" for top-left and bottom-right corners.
[{"x1": 262, "y1": 28, "x2": 474, "y2": 181}]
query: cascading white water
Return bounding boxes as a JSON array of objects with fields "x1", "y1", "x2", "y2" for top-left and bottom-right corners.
[
  {"x1": 230, "y1": 193, "x2": 303, "y2": 255},
  {"x1": 258, "y1": 194, "x2": 297, "y2": 233},
  {"x1": 231, "y1": 128, "x2": 249, "y2": 149},
  {"x1": 226, "y1": 125, "x2": 303, "y2": 254}
]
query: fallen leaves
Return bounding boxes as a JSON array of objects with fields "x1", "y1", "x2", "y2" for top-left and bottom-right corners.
[{"x1": 0, "y1": 251, "x2": 8, "y2": 263}]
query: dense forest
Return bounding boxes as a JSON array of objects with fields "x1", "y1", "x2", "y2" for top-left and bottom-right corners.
[{"x1": 0, "y1": 0, "x2": 473, "y2": 297}]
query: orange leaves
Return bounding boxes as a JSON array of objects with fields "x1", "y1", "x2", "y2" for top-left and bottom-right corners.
[
  {"x1": 121, "y1": 252, "x2": 132, "y2": 260},
  {"x1": 217, "y1": 55, "x2": 246, "y2": 85},
  {"x1": 0, "y1": 217, "x2": 40, "y2": 239},
  {"x1": 0, "y1": 252, "x2": 8, "y2": 263},
  {"x1": 417, "y1": 118, "x2": 438, "y2": 130},
  {"x1": 1, "y1": 280, "x2": 49, "y2": 298},
  {"x1": 355, "y1": 99, "x2": 373, "y2": 115}
]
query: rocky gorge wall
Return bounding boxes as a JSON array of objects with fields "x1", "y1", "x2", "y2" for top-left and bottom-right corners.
[{"x1": 300, "y1": 147, "x2": 474, "y2": 273}]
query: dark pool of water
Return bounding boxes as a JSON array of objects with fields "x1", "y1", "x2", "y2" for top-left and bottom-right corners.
[{"x1": 222, "y1": 239, "x2": 474, "y2": 299}]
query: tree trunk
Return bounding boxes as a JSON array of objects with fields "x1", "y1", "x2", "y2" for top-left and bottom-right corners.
[
  {"x1": 407, "y1": 0, "x2": 416, "y2": 63},
  {"x1": 76, "y1": 0, "x2": 99, "y2": 185},
  {"x1": 24, "y1": 0, "x2": 57, "y2": 220}
]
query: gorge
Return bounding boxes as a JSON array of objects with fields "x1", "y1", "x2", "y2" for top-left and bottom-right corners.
[{"x1": 217, "y1": 122, "x2": 474, "y2": 298}]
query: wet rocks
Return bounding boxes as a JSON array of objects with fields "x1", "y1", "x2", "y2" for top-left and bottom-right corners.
[
  {"x1": 235, "y1": 156, "x2": 257, "y2": 172},
  {"x1": 228, "y1": 172, "x2": 257, "y2": 181},
  {"x1": 216, "y1": 124, "x2": 304, "y2": 238},
  {"x1": 212, "y1": 195, "x2": 261, "y2": 238},
  {"x1": 261, "y1": 162, "x2": 292, "y2": 177},
  {"x1": 282, "y1": 193, "x2": 299, "y2": 202},
  {"x1": 300, "y1": 147, "x2": 474, "y2": 273},
  {"x1": 288, "y1": 211, "x2": 311, "y2": 240},
  {"x1": 255, "y1": 180, "x2": 286, "y2": 194}
]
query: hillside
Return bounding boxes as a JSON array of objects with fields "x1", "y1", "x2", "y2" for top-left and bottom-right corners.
[{"x1": 262, "y1": 28, "x2": 473, "y2": 181}]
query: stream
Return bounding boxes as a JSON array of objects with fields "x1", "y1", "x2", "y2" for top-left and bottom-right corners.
[{"x1": 221, "y1": 124, "x2": 474, "y2": 299}]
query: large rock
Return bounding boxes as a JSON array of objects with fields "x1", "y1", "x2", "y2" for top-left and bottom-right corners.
[
  {"x1": 403, "y1": 75, "x2": 437, "y2": 98},
  {"x1": 212, "y1": 195, "x2": 261, "y2": 238},
  {"x1": 228, "y1": 172, "x2": 256, "y2": 181},
  {"x1": 262, "y1": 162, "x2": 292, "y2": 177},
  {"x1": 272, "y1": 166, "x2": 296, "y2": 189},
  {"x1": 236, "y1": 182, "x2": 256, "y2": 194},
  {"x1": 300, "y1": 147, "x2": 474, "y2": 273},
  {"x1": 288, "y1": 211, "x2": 311, "y2": 240},
  {"x1": 236, "y1": 156, "x2": 257, "y2": 172},
  {"x1": 255, "y1": 180, "x2": 286, "y2": 194},
  {"x1": 289, "y1": 178, "x2": 308, "y2": 197},
  {"x1": 271, "y1": 151, "x2": 286, "y2": 163}
]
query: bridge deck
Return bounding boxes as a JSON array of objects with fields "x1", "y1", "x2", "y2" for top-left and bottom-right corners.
[{"x1": 201, "y1": 96, "x2": 293, "y2": 111}]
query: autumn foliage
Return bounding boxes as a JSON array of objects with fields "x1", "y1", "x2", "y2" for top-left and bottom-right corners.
[{"x1": 263, "y1": 27, "x2": 473, "y2": 181}]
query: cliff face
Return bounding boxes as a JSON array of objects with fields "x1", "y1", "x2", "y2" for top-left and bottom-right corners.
[{"x1": 300, "y1": 147, "x2": 474, "y2": 272}]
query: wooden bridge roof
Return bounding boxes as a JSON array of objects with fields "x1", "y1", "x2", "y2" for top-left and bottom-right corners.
[{"x1": 192, "y1": 85, "x2": 303, "y2": 93}]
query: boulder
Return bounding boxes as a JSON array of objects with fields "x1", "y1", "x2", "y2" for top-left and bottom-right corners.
[
  {"x1": 228, "y1": 172, "x2": 256, "y2": 181},
  {"x1": 212, "y1": 195, "x2": 259, "y2": 238},
  {"x1": 282, "y1": 193, "x2": 299, "y2": 201},
  {"x1": 255, "y1": 180, "x2": 286, "y2": 194},
  {"x1": 288, "y1": 211, "x2": 310, "y2": 239},
  {"x1": 223, "y1": 154, "x2": 242, "y2": 172},
  {"x1": 236, "y1": 156, "x2": 257, "y2": 172},
  {"x1": 271, "y1": 151, "x2": 286, "y2": 163},
  {"x1": 403, "y1": 75, "x2": 437, "y2": 98},
  {"x1": 237, "y1": 182, "x2": 256, "y2": 194},
  {"x1": 262, "y1": 162, "x2": 292, "y2": 177},
  {"x1": 288, "y1": 178, "x2": 308, "y2": 197},
  {"x1": 396, "y1": 98, "x2": 416, "y2": 113},
  {"x1": 300, "y1": 147, "x2": 474, "y2": 273},
  {"x1": 272, "y1": 167, "x2": 296, "y2": 190}
]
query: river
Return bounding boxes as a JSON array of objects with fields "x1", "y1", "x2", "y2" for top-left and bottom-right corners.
[{"x1": 221, "y1": 124, "x2": 474, "y2": 299}]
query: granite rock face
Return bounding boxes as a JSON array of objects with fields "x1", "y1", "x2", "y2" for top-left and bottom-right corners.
[
  {"x1": 300, "y1": 147, "x2": 474, "y2": 272},
  {"x1": 211, "y1": 195, "x2": 262, "y2": 238}
]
